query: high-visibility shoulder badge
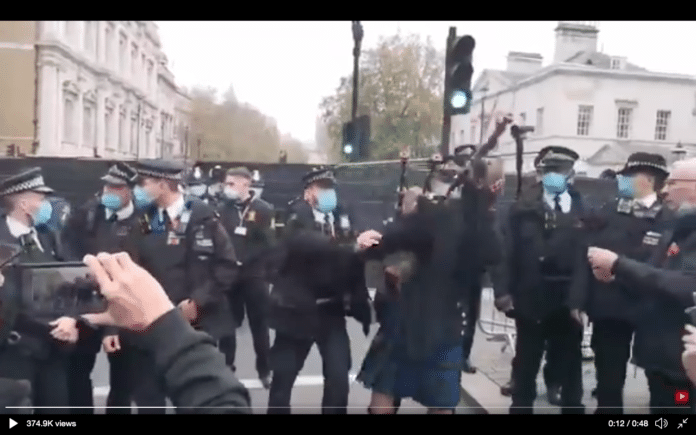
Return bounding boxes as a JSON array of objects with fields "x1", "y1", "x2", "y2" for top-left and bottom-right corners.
[
  {"x1": 196, "y1": 238, "x2": 213, "y2": 248},
  {"x1": 668, "y1": 242, "x2": 680, "y2": 257}
]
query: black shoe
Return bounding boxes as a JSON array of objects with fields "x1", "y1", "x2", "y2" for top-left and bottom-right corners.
[
  {"x1": 500, "y1": 380, "x2": 514, "y2": 396},
  {"x1": 547, "y1": 385, "x2": 562, "y2": 406},
  {"x1": 462, "y1": 359, "x2": 477, "y2": 374}
]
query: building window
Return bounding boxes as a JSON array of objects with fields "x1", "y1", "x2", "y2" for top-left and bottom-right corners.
[
  {"x1": 536, "y1": 108, "x2": 544, "y2": 136},
  {"x1": 63, "y1": 97, "x2": 76, "y2": 144},
  {"x1": 119, "y1": 109, "x2": 127, "y2": 151},
  {"x1": 131, "y1": 112, "x2": 138, "y2": 154},
  {"x1": 611, "y1": 58, "x2": 621, "y2": 70},
  {"x1": 119, "y1": 34, "x2": 127, "y2": 76},
  {"x1": 131, "y1": 44, "x2": 138, "y2": 80},
  {"x1": 105, "y1": 109, "x2": 113, "y2": 150},
  {"x1": 105, "y1": 25, "x2": 113, "y2": 67},
  {"x1": 147, "y1": 60, "x2": 154, "y2": 93},
  {"x1": 655, "y1": 110, "x2": 671, "y2": 141},
  {"x1": 577, "y1": 105, "x2": 593, "y2": 136},
  {"x1": 617, "y1": 107, "x2": 632, "y2": 139},
  {"x1": 83, "y1": 105, "x2": 95, "y2": 148},
  {"x1": 84, "y1": 21, "x2": 94, "y2": 56}
]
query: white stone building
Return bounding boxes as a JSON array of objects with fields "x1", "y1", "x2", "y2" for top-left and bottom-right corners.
[
  {"x1": 452, "y1": 21, "x2": 696, "y2": 176},
  {"x1": 34, "y1": 21, "x2": 190, "y2": 159}
]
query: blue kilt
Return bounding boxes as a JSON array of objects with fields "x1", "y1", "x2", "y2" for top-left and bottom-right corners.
[{"x1": 356, "y1": 300, "x2": 463, "y2": 409}]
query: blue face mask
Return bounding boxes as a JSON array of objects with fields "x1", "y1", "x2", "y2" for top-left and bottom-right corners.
[
  {"x1": 101, "y1": 193, "x2": 123, "y2": 211},
  {"x1": 133, "y1": 186, "x2": 154, "y2": 210},
  {"x1": 616, "y1": 175, "x2": 635, "y2": 198},
  {"x1": 316, "y1": 189, "x2": 337, "y2": 213},
  {"x1": 541, "y1": 172, "x2": 568, "y2": 195},
  {"x1": 33, "y1": 200, "x2": 53, "y2": 227}
]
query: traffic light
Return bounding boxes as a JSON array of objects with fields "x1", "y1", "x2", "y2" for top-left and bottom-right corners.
[
  {"x1": 342, "y1": 115, "x2": 370, "y2": 162},
  {"x1": 446, "y1": 35, "x2": 475, "y2": 115}
]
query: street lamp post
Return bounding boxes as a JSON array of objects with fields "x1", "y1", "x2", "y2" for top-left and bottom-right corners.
[{"x1": 479, "y1": 86, "x2": 489, "y2": 144}]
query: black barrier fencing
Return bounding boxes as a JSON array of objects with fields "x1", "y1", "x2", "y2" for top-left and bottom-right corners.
[{"x1": 0, "y1": 158, "x2": 619, "y2": 230}]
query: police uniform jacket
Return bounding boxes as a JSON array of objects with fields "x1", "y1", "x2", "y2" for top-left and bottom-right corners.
[
  {"x1": 135, "y1": 197, "x2": 239, "y2": 341},
  {"x1": 0, "y1": 215, "x2": 75, "y2": 360},
  {"x1": 217, "y1": 195, "x2": 275, "y2": 278},
  {"x1": 62, "y1": 196, "x2": 142, "y2": 340},
  {"x1": 584, "y1": 196, "x2": 673, "y2": 323},
  {"x1": 267, "y1": 198, "x2": 371, "y2": 339},
  {"x1": 611, "y1": 213, "x2": 696, "y2": 382},
  {"x1": 493, "y1": 184, "x2": 590, "y2": 322}
]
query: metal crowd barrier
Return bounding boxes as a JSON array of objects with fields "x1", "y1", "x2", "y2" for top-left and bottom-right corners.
[{"x1": 476, "y1": 288, "x2": 594, "y2": 359}]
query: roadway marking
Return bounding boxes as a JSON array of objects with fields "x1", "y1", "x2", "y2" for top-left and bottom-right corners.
[{"x1": 93, "y1": 374, "x2": 360, "y2": 397}]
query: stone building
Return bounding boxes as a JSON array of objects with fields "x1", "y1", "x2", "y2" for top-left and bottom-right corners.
[
  {"x1": 452, "y1": 21, "x2": 696, "y2": 175},
  {"x1": 0, "y1": 21, "x2": 190, "y2": 159}
]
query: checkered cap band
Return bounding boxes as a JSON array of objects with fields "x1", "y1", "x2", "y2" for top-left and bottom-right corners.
[
  {"x1": 540, "y1": 152, "x2": 576, "y2": 163},
  {"x1": 304, "y1": 172, "x2": 335, "y2": 187},
  {"x1": 104, "y1": 164, "x2": 138, "y2": 184},
  {"x1": 137, "y1": 168, "x2": 182, "y2": 180},
  {"x1": 0, "y1": 175, "x2": 52, "y2": 196},
  {"x1": 624, "y1": 161, "x2": 668, "y2": 173}
]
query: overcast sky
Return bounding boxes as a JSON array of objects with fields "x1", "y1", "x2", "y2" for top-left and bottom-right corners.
[{"x1": 156, "y1": 21, "x2": 696, "y2": 147}]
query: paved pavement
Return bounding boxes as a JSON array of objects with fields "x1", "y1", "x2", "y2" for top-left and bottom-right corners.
[
  {"x1": 89, "y1": 292, "x2": 477, "y2": 414},
  {"x1": 460, "y1": 288, "x2": 651, "y2": 414},
  {"x1": 86, "y1": 288, "x2": 655, "y2": 414}
]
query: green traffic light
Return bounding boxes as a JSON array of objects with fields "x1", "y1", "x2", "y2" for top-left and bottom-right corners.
[
  {"x1": 343, "y1": 144, "x2": 354, "y2": 154},
  {"x1": 451, "y1": 90, "x2": 468, "y2": 109}
]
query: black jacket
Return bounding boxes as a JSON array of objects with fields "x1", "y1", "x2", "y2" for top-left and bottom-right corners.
[
  {"x1": 613, "y1": 213, "x2": 696, "y2": 382},
  {"x1": 62, "y1": 197, "x2": 142, "y2": 340},
  {"x1": 493, "y1": 185, "x2": 590, "y2": 321},
  {"x1": 134, "y1": 197, "x2": 239, "y2": 341},
  {"x1": 217, "y1": 195, "x2": 275, "y2": 277},
  {"x1": 0, "y1": 215, "x2": 75, "y2": 360},
  {"x1": 584, "y1": 197, "x2": 673, "y2": 323},
  {"x1": 133, "y1": 309, "x2": 251, "y2": 413},
  {"x1": 267, "y1": 199, "x2": 371, "y2": 339}
]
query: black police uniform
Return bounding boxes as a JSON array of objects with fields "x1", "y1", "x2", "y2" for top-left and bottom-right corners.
[
  {"x1": 266, "y1": 168, "x2": 371, "y2": 414},
  {"x1": 216, "y1": 167, "x2": 274, "y2": 381},
  {"x1": 584, "y1": 154, "x2": 672, "y2": 414},
  {"x1": 0, "y1": 167, "x2": 73, "y2": 414},
  {"x1": 131, "y1": 159, "x2": 239, "y2": 413},
  {"x1": 494, "y1": 147, "x2": 589, "y2": 414},
  {"x1": 61, "y1": 162, "x2": 142, "y2": 414}
]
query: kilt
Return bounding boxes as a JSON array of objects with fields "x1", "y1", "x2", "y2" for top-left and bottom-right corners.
[{"x1": 356, "y1": 299, "x2": 463, "y2": 409}]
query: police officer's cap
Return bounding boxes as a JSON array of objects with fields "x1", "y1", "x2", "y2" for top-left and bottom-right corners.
[
  {"x1": 136, "y1": 159, "x2": 184, "y2": 181},
  {"x1": 226, "y1": 166, "x2": 253, "y2": 180},
  {"x1": 302, "y1": 167, "x2": 336, "y2": 189},
  {"x1": 184, "y1": 167, "x2": 208, "y2": 186},
  {"x1": 101, "y1": 162, "x2": 138, "y2": 187},
  {"x1": 0, "y1": 167, "x2": 54, "y2": 197},
  {"x1": 618, "y1": 152, "x2": 668, "y2": 178},
  {"x1": 534, "y1": 146, "x2": 579, "y2": 169}
]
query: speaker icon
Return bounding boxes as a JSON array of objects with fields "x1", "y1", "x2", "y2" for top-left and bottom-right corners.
[{"x1": 655, "y1": 418, "x2": 668, "y2": 429}]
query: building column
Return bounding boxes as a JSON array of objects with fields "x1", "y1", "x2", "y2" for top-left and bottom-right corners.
[
  {"x1": 37, "y1": 55, "x2": 60, "y2": 156},
  {"x1": 96, "y1": 88, "x2": 106, "y2": 157}
]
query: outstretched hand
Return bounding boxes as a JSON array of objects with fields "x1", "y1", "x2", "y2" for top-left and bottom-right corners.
[{"x1": 81, "y1": 252, "x2": 175, "y2": 333}]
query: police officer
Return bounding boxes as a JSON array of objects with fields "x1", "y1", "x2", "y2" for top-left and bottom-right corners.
[
  {"x1": 207, "y1": 165, "x2": 225, "y2": 208},
  {"x1": 62, "y1": 162, "x2": 141, "y2": 414},
  {"x1": 184, "y1": 168, "x2": 210, "y2": 203},
  {"x1": 493, "y1": 147, "x2": 588, "y2": 414},
  {"x1": 266, "y1": 167, "x2": 372, "y2": 414},
  {"x1": 0, "y1": 167, "x2": 77, "y2": 414},
  {"x1": 130, "y1": 159, "x2": 240, "y2": 413},
  {"x1": 585, "y1": 153, "x2": 671, "y2": 414},
  {"x1": 216, "y1": 167, "x2": 274, "y2": 388}
]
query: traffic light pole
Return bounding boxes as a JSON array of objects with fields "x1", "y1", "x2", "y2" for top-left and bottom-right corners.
[
  {"x1": 351, "y1": 21, "x2": 363, "y2": 122},
  {"x1": 441, "y1": 27, "x2": 456, "y2": 157}
]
